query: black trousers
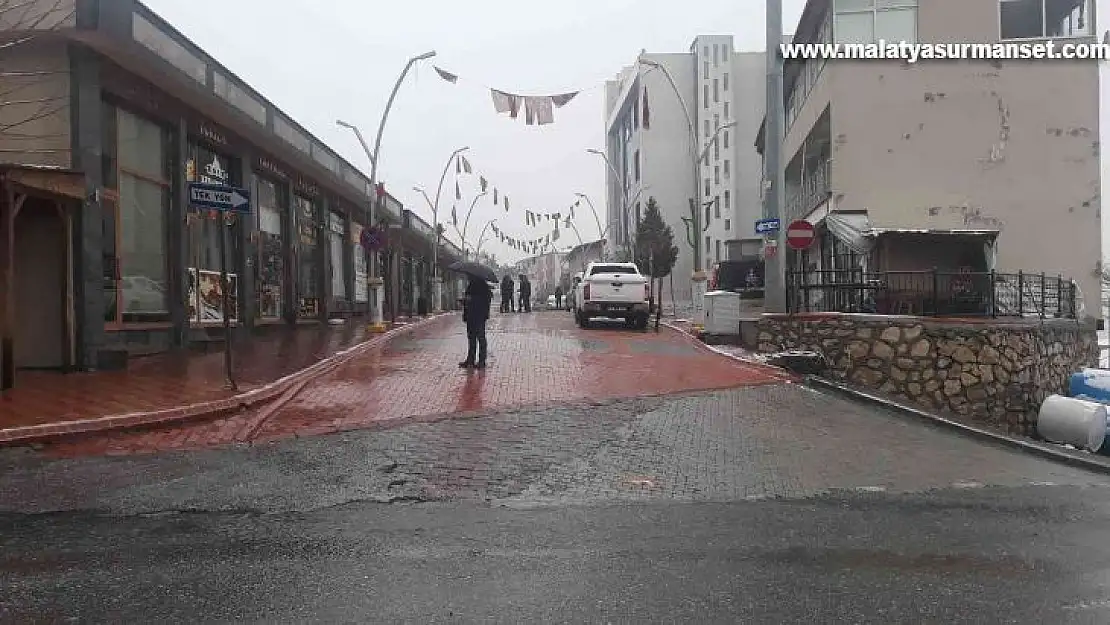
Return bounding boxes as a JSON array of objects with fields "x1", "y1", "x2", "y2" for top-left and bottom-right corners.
[
  {"x1": 466, "y1": 320, "x2": 488, "y2": 364},
  {"x1": 555, "y1": 295, "x2": 562, "y2": 308},
  {"x1": 500, "y1": 296, "x2": 511, "y2": 313},
  {"x1": 519, "y1": 295, "x2": 530, "y2": 312}
]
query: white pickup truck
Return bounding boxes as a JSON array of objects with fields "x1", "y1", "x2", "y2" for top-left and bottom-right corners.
[{"x1": 574, "y1": 262, "x2": 651, "y2": 330}]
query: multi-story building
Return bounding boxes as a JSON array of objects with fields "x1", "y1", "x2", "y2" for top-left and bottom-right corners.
[
  {"x1": 603, "y1": 36, "x2": 766, "y2": 305},
  {"x1": 0, "y1": 0, "x2": 463, "y2": 388},
  {"x1": 756, "y1": 0, "x2": 1101, "y2": 318}
]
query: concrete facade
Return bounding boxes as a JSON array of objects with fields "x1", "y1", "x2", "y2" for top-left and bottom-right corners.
[
  {"x1": 603, "y1": 38, "x2": 766, "y2": 305},
  {"x1": 758, "y1": 0, "x2": 1102, "y2": 319}
]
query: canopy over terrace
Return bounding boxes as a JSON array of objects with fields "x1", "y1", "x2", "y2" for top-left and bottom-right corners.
[{"x1": 0, "y1": 165, "x2": 88, "y2": 391}]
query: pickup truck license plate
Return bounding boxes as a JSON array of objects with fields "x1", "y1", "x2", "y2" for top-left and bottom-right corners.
[{"x1": 606, "y1": 305, "x2": 627, "y2": 311}]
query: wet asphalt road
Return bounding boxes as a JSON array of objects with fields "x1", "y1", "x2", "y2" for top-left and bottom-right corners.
[{"x1": 4, "y1": 385, "x2": 1110, "y2": 623}]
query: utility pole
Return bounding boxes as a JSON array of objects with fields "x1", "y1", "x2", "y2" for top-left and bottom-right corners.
[{"x1": 763, "y1": 0, "x2": 787, "y2": 312}]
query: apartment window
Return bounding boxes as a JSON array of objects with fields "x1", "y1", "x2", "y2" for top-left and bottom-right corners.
[
  {"x1": 715, "y1": 239, "x2": 722, "y2": 262},
  {"x1": 833, "y1": 0, "x2": 918, "y2": 44},
  {"x1": 724, "y1": 218, "x2": 731, "y2": 231},
  {"x1": 724, "y1": 190, "x2": 731, "y2": 210},
  {"x1": 703, "y1": 85, "x2": 709, "y2": 108},
  {"x1": 723, "y1": 130, "x2": 730, "y2": 148},
  {"x1": 724, "y1": 160, "x2": 730, "y2": 179},
  {"x1": 634, "y1": 149, "x2": 640, "y2": 181},
  {"x1": 713, "y1": 78, "x2": 719, "y2": 102},
  {"x1": 723, "y1": 72, "x2": 730, "y2": 90},
  {"x1": 704, "y1": 45, "x2": 709, "y2": 56},
  {"x1": 713, "y1": 113, "x2": 720, "y2": 132},
  {"x1": 714, "y1": 196, "x2": 721, "y2": 218},
  {"x1": 703, "y1": 60, "x2": 709, "y2": 79},
  {"x1": 1000, "y1": 0, "x2": 1091, "y2": 39},
  {"x1": 705, "y1": 178, "x2": 711, "y2": 196},
  {"x1": 713, "y1": 44, "x2": 719, "y2": 66},
  {"x1": 714, "y1": 165, "x2": 720, "y2": 184},
  {"x1": 705, "y1": 203, "x2": 712, "y2": 225},
  {"x1": 705, "y1": 235, "x2": 712, "y2": 255},
  {"x1": 714, "y1": 138, "x2": 720, "y2": 161},
  {"x1": 705, "y1": 119, "x2": 711, "y2": 137},
  {"x1": 724, "y1": 102, "x2": 730, "y2": 119}
]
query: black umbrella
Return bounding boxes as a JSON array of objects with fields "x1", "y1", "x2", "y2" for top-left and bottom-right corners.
[{"x1": 449, "y1": 260, "x2": 497, "y2": 284}]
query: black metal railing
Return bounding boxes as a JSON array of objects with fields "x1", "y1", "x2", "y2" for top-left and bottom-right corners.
[{"x1": 786, "y1": 269, "x2": 1077, "y2": 318}]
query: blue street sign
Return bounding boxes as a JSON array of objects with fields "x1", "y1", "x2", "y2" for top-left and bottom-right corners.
[
  {"x1": 755, "y1": 218, "x2": 780, "y2": 235},
  {"x1": 188, "y1": 182, "x2": 251, "y2": 214}
]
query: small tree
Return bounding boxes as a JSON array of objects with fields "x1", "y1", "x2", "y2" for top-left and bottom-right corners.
[{"x1": 634, "y1": 197, "x2": 678, "y2": 316}]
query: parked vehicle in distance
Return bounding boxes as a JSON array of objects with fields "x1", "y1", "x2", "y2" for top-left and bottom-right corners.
[
  {"x1": 709, "y1": 259, "x2": 765, "y2": 299},
  {"x1": 574, "y1": 262, "x2": 650, "y2": 330}
]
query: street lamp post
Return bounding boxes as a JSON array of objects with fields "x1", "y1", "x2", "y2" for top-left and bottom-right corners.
[
  {"x1": 455, "y1": 191, "x2": 488, "y2": 256},
  {"x1": 764, "y1": 0, "x2": 787, "y2": 312},
  {"x1": 636, "y1": 56, "x2": 708, "y2": 318},
  {"x1": 417, "y1": 146, "x2": 470, "y2": 312},
  {"x1": 336, "y1": 49, "x2": 434, "y2": 331},
  {"x1": 572, "y1": 192, "x2": 606, "y2": 241},
  {"x1": 475, "y1": 218, "x2": 497, "y2": 257},
  {"x1": 586, "y1": 149, "x2": 633, "y2": 260}
]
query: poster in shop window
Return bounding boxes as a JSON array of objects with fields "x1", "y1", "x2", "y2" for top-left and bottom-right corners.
[
  {"x1": 351, "y1": 224, "x2": 368, "y2": 303},
  {"x1": 187, "y1": 267, "x2": 238, "y2": 323}
]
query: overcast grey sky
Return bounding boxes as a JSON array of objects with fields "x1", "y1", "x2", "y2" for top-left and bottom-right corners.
[
  {"x1": 143, "y1": 0, "x2": 1105, "y2": 265},
  {"x1": 141, "y1": 0, "x2": 806, "y2": 263}
]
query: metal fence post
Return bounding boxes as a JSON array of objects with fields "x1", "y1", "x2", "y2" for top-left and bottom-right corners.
[
  {"x1": 802, "y1": 266, "x2": 810, "y2": 312},
  {"x1": 1017, "y1": 270, "x2": 1023, "y2": 314},
  {"x1": 1040, "y1": 271, "x2": 1046, "y2": 318},
  {"x1": 931, "y1": 267, "x2": 939, "y2": 317},
  {"x1": 989, "y1": 269, "x2": 996, "y2": 317}
]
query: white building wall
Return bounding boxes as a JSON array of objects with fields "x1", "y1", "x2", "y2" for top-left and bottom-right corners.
[{"x1": 604, "y1": 37, "x2": 766, "y2": 306}]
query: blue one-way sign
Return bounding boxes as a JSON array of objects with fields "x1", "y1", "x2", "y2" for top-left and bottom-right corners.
[
  {"x1": 755, "y1": 218, "x2": 780, "y2": 235},
  {"x1": 189, "y1": 182, "x2": 251, "y2": 214}
]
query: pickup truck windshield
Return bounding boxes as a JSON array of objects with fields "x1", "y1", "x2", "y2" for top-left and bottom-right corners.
[{"x1": 589, "y1": 265, "x2": 637, "y2": 276}]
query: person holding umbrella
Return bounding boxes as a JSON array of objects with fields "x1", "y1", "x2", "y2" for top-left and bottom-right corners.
[{"x1": 450, "y1": 260, "x2": 496, "y2": 370}]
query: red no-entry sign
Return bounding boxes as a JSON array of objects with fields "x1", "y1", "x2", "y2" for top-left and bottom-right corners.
[{"x1": 785, "y1": 219, "x2": 816, "y2": 250}]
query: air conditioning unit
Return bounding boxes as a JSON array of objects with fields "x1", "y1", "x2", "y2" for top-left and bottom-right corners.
[{"x1": 704, "y1": 290, "x2": 742, "y2": 335}]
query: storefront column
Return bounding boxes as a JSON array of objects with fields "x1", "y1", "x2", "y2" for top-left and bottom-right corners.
[
  {"x1": 280, "y1": 179, "x2": 296, "y2": 325},
  {"x1": 321, "y1": 197, "x2": 335, "y2": 317},
  {"x1": 236, "y1": 154, "x2": 256, "y2": 330},
  {"x1": 342, "y1": 215, "x2": 354, "y2": 312},
  {"x1": 70, "y1": 46, "x2": 105, "y2": 370},
  {"x1": 314, "y1": 196, "x2": 328, "y2": 321},
  {"x1": 169, "y1": 117, "x2": 189, "y2": 347}
]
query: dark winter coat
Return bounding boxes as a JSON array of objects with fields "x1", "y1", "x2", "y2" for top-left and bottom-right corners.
[{"x1": 463, "y1": 279, "x2": 492, "y2": 324}]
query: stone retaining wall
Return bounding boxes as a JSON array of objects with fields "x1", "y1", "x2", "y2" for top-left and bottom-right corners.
[{"x1": 754, "y1": 314, "x2": 1099, "y2": 434}]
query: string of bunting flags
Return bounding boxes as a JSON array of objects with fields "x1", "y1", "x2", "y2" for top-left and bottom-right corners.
[
  {"x1": 433, "y1": 66, "x2": 582, "y2": 126},
  {"x1": 489, "y1": 221, "x2": 559, "y2": 256}
]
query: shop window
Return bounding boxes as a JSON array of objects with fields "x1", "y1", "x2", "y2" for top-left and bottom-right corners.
[
  {"x1": 186, "y1": 143, "x2": 240, "y2": 323},
  {"x1": 256, "y1": 176, "x2": 284, "y2": 319},
  {"x1": 329, "y1": 211, "x2": 347, "y2": 305},
  {"x1": 1000, "y1": 0, "x2": 1091, "y2": 39},
  {"x1": 295, "y1": 194, "x2": 320, "y2": 317},
  {"x1": 104, "y1": 105, "x2": 171, "y2": 324}
]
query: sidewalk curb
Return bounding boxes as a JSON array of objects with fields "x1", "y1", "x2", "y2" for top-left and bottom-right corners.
[
  {"x1": 0, "y1": 314, "x2": 455, "y2": 446},
  {"x1": 658, "y1": 321, "x2": 797, "y2": 383},
  {"x1": 805, "y1": 375, "x2": 1110, "y2": 476}
]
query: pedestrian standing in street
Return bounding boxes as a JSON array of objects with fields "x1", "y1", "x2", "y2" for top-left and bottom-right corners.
[
  {"x1": 500, "y1": 274, "x2": 514, "y2": 313},
  {"x1": 460, "y1": 276, "x2": 492, "y2": 369},
  {"x1": 554, "y1": 285, "x2": 563, "y2": 310},
  {"x1": 518, "y1": 274, "x2": 532, "y2": 313}
]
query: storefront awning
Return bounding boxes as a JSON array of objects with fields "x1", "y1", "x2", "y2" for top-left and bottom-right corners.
[
  {"x1": 862, "y1": 228, "x2": 1000, "y2": 239},
  {"x1": 1, "y1": 165, "x2": 87, "y2": 202}
]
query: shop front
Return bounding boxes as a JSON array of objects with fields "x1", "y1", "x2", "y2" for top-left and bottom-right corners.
[
  {"x1": 185, "y1": 137, "x2": 241, "y2": 325},
  {"x1": 254, "y1": 174, "x2": 286, "y2": 322},
  {"x1": 293, "y1": 180, "x2": 323, "y2": 320},
  {"x1": 328, "y1": 210, "x2": 348, "y2": 313}
]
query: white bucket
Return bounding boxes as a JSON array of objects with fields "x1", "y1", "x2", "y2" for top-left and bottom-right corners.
[{"x1": 1037, "y1": 394, "x2": 1107, "y2": 452}]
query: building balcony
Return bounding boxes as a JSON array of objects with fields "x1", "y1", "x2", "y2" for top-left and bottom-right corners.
[{"x1": 785, "y1": 160, "x2": 830, "y2": 220}]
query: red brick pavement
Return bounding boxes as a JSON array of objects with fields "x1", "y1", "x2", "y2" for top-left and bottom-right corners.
[
  {"x1": 43, "y1": 311, "x2": 791, "y2": 457},
  {"x1": 0, "y1": 317, "x2": 437, "y2": 442}
]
